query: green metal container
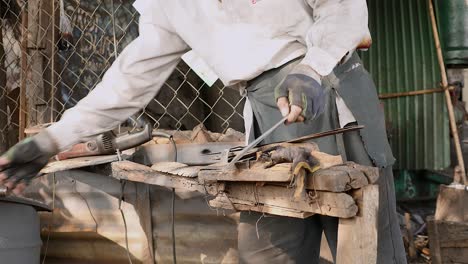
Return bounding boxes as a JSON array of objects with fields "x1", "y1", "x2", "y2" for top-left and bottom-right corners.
[{"x1": 435, "y1": 0, "x2": 468, "y2": 65}]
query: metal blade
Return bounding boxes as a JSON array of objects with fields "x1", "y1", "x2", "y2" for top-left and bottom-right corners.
[{"x1": 230, "y1": 116, "x2": 288, "y2": 164}]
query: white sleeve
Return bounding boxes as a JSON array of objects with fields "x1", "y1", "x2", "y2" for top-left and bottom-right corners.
[
  {"x1": 301, "y1": 0, "x2": 371, "y2": 76},
  {"x1": 47, "y1": 1, "x2": 188, "y2": 151}
]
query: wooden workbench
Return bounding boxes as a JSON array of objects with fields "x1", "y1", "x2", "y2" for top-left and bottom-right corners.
[{"x1": 109, "y1": 158, "x2": 380, "y2": 264}]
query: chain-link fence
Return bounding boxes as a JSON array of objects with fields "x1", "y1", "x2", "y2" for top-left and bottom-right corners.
[{"x1": 0, "y1": 0, "x2": 246, "y2": 152}]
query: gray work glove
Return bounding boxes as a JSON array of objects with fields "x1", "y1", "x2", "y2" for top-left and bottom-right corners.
[
  {"x1": 0, "y1": 131, "x2": 58, "y2": 195},
  {"x1": 275, "y1": 64, "x2": 326, "y2": 123}
]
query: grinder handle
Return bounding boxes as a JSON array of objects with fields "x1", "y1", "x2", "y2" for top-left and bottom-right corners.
[{"x1": 113, "y1": 124, "x2": 153, "y2": 151}]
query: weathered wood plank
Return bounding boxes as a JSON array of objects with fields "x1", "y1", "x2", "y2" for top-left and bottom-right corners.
[
  {"x1": 111, "y1": 161, "x2": 220, "y2": 195},
  {"x1": 198, "y1": 163, "x2": 293, "y2": 183},
  {"x1": 224, "y1": 183, "x2": 358, "y2": 218},
  {"x1": 209, "y1": 195, "x2": 314, "y2": 219},
  {"x1": 41, "y1": 155, "x2": 119, "y2": 174},
  {"x1": 435, "y1": 184, "x2": 468, "y2": 222},
  {"x1": 336, "y1": 185, "x2": 379, "y2": 264},
  {"x1": 151, "y1": 162, "x2": 202, "y2": 177}
]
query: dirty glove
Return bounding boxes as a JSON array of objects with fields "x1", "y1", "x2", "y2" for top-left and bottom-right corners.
[
  {"x1": 259, "y1": 145, "x2": 320, "y2": 176},
  {"x1": 275, "y1": 64, "x2": 326, "y2": 124},
  {"x1": 0, "y1": 131, "x2": 58, "y2": 195}
]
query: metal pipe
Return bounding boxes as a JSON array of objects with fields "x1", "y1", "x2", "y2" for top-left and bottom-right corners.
[{"x1": 428, "y1": 0, "x2": 467, "y2": 185}]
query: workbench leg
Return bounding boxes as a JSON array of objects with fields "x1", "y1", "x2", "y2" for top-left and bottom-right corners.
[{"x1": 336, "y1": 185, "x2": 379, "y2": 264}]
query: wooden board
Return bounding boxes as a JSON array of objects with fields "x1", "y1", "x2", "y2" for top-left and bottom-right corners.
[
  {"x1": 223, "y1": 183, "x2": 358, "y2": 218},
  {"x1": 198, "y1": 163, "x2": 293, "y2": 183},
  {"x1": 336, "y1": 185, "x2": 379, "y2": 264},
  {"x1": 151, "y1": 162, "x2": 202, "y2": 178},
  {"x1": 41, "y1": 155, "x2": 119, "y2": 174},
  {"x1": 435, "y1": 184, "x2": 468, "y2": 222},
  {"x1": 209, "y1": 195, "x2": 314, "y2": 219},
  {"x1": 111, "y1": 161, "x2": 221, "y2": 195}
]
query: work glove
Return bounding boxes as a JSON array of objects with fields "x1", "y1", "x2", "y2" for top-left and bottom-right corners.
[
  {"x1": 259, "y1": 145, "x2": 320, "y2": 176},
  {"x1": 0, "y1": 131, "x2": 58, "y2": 195},
  {"x1": 275, "y1": 64, "x2": 326, "y2": 124}
]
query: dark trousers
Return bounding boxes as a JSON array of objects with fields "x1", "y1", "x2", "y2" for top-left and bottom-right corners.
[{"x1": 238, "y1": 54, "x2": 407, "y2": 264}]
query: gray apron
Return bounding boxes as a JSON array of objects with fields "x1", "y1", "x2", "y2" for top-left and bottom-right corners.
[{"x1": 238, "y1": 53, "x2": 406, "y2": 264}]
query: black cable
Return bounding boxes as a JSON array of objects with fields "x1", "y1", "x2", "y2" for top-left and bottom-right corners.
[
  {"x1": 169, "y1": 136, "x2": 177, "y2": 264},
  {"x1": 41, "y1": 173, "x2": 56, "y2": 264},
  {"x1": 119, "y1": 181, "x2": 133, "y2": 264},
  {"x1": 171, "y1": 188, "x2": 176, "y2": 264}
]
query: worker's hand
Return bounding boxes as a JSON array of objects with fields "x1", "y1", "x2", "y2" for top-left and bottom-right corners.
[
  {"x1": 275, "y1": 65, "x2": 326, "y2": 124},
  {"x1": 0, "y1": 132, "x2": 58, "y2": 195}
]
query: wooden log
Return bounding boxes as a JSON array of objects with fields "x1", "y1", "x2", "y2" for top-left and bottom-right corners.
[
  {"x1": 435, "y1": 184, "x2": 468, "y2": 222},
  {"x1": 336, "y1": 185, "x2": 379, "y2": 264}
]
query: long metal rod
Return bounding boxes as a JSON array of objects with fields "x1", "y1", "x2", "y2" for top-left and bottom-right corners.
[
  {"x1": 428, "y1": 0, "x2": 466, "y2": 185},
  {"x1": 379, "y1": 86, "x2": 454, "y2": 100},
  {"x1": 287, "y1": 125, "x2": 364, "y2": 143},
  {"x1": 230, "y1": 116, "x2": 287, "y2": 164}
]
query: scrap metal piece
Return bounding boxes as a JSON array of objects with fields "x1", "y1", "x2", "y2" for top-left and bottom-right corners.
[{"x1": 133, "y1": 142, "x2": 244, "y2": 166}]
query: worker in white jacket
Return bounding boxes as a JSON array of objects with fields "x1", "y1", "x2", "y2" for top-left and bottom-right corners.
[{"x1": 0, "y1": 0, "x2": 406, "y2": 263}]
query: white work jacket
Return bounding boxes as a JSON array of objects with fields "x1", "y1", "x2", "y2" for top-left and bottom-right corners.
[{"x1": 47, "y1": 0, "x2": 370, "y2": 151}]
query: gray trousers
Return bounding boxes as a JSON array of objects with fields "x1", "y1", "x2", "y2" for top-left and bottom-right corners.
[{"x1": 238, "y1": 54, "x2": 407, "y2": 264}]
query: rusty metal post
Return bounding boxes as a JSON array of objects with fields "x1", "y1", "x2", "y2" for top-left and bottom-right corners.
[
  {"x1": 428, "y1": 0, "x2": 467, "y2": 185},
  {"x1": 50, "y1": 0, "x2": 59, "y2": 123},
  {"x1": 19, "y1": 3, "x2": 28, "y2": 140},
  {"x1": 0, "y1": 24, "x2": 8, "y2": 153}
]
